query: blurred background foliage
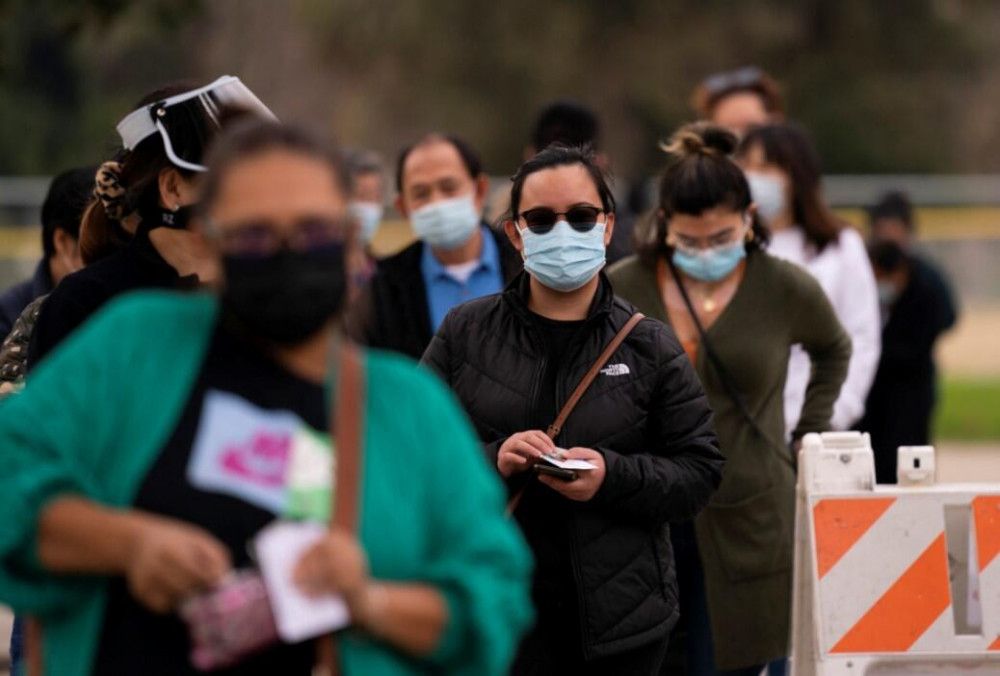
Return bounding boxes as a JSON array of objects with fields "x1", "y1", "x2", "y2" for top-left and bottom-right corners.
[{"x1": 1, "y1": 0, "x2": 999, "y2": 180}]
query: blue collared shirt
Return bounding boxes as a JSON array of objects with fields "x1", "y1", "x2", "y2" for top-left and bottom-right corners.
[{"x1": 421, "y1": 225, "x2": 504, "y2": 332}]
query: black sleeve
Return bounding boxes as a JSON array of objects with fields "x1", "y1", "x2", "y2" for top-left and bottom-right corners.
[
  {"x1": 594, "y1": 326, "x2": 724, "y2": 523},
  {"x1": 418, "y1": 308, "x2": 456, "y2": 385}
]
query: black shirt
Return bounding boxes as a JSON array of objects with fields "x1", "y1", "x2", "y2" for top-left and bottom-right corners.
[
  {"x1": 93, "y1": 321, "x2": 325, "y2": 674},
  {"x1": 28, "y1": 227, "x2": 194, "y2": 369},
  {"x1": 859, "y1": 255, "x2": 958, "y2": 483},
  {"x1": 517, "y1": 312, "x2": 585, "y2": 621}
]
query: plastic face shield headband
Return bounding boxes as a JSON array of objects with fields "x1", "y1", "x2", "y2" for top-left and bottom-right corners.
[{"x1": 115, "y1": 75, "x2": 277, "y2": 173}]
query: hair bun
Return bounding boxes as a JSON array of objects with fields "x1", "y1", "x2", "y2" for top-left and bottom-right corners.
[{"x1": 661, "y1": 122, "x2": 738, "y2": 158}]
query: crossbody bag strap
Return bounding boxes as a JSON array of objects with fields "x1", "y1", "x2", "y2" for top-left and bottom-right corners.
[
  {"x1": 507, "y1": 312, "x2": 645, "y2": 515},
  {"x1": 665, "y1": 259, "x2": 796, "y2": 471},
  {"x1": 546, "y1": 312, "x2": 645, "y2": 439},
  {"x1": 315, "y1": 342, "x2": 366, "y2": 675}
]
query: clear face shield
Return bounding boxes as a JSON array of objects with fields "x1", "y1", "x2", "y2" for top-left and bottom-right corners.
[{"x1": 115, "y1": 75, "x2": 277, "y2": 172}]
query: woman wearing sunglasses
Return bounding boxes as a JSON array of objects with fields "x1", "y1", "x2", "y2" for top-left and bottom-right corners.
[
  {"x1": 0, "y1": 121, "x2": 532, "y2": 675},
  {"x1": 608, "y1": 123, "x2": 850, "y2": 675},
  {"x1": 422, "y1": 144, "x2": 724, "y2": 675}
]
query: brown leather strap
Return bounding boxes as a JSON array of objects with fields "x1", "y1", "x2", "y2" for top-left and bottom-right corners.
[
  {"x1": 546, "y1": 312, "x2": 645, "y2": 439},
  {"x1": 26, "y1": 616, "x2": 43, "y2": 676},
  {"x1": 315, "y1": 343, "x2": 366, "y2": 675},
  {"x1": 507, "y1": 312, "x2": 645, "y2": 515}
]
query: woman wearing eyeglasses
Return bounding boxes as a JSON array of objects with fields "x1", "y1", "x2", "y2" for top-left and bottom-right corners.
[
  {"x1": 608, "y1": 123, "x2": 850, "y2": 675},
  {"x1": 422, "y1": 144, "x2": 725, "y2": 675},
  {"x1": 0, "y1": 121, "x2": 532, "y2": 675}
]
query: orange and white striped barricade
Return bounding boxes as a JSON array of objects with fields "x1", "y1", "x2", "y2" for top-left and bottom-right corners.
[{"x1": 790, "y1": 432, "x2": 1000, "y2": 675}]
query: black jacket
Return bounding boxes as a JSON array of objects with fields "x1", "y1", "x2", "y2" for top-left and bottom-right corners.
[
  {"x1": 421, "y1": 273, "x2": 723, "y2": 659},
  {"x1": 350, "y1": 224, "x2": 522, "y2": 360},
  {"x1": 28, "y1": 228, "x2": 194, "y2": 369}
]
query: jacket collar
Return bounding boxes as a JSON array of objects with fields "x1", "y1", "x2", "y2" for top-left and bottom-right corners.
[
  {"x1": 31, "y1": 259, "x2": 54, "y2": 297},
  {"x1": 502, "y1": 270, "x2": 615, "y2": 325}
]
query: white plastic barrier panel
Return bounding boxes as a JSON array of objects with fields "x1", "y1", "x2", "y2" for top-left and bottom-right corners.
[{"x1": 790, "y1": 432, "x2": 1000, "y2": 675}]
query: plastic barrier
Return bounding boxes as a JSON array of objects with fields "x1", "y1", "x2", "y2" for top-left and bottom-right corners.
[{"x1": 790, "y1": 432, "x2": 1000, "y2": 675}]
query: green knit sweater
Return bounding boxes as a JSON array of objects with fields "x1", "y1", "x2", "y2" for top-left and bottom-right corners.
[{"x1": 0, "y1": 291, "x2": 533, "y2": 676}]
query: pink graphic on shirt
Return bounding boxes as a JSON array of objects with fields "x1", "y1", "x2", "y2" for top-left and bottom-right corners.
[{"x1": 219, "y1": 430, "x2": 292, "y2": 487}]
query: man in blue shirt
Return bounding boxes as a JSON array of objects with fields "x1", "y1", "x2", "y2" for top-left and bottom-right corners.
[{"x1": 353, "y1": 134, "x2": 521, "y2": 359}]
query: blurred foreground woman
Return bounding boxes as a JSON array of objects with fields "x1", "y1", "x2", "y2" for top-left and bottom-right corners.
[
  {"x1": 608, "y1": 123, "x2": 850, "y2": 675},
  {"x1": 0, "y1": 121, "x2": 532, "y2": 675},
  {"x1": 422, "y1": 144, "x2": 724, "y2": 675}
]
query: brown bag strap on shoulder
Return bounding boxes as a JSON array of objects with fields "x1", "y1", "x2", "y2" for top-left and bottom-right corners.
[
  {"x1": 315, "y1": 342, "x2": 366, "y2": 675},
  {"x1": 507, "y1": 312, "x2": 645, "y2": 515}
]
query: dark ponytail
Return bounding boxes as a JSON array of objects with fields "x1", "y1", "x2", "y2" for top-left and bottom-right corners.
[{"x1": 635, "y1": 122, "x2": 768, "y2": 267}]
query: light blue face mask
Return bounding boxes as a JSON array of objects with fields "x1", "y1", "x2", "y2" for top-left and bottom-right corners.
[
  {"x1": 410, "y1": 194, "x2": 480, "y2": 250},
  {"x1": 520, "y1": 221, "x2": 607, "y2": 292},
  {"x1": 671, "y1": 230, "x2": 748, "y2": 282},
  {"x1": 348, "y1": 201, "x2": 383, "y2": 244}
]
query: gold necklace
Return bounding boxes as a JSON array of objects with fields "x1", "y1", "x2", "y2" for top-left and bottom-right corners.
[{"x1": 692, "y1": 286, "x2": 720, "y2": 313}]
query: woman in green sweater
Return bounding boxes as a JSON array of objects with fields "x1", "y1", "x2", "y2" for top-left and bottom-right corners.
[
  {"x1": 0, "y1": 121, "x2": 532, "y2": 675},
  {"x1": 607, "y1": 123, "x2": 850, "y2": 675}
]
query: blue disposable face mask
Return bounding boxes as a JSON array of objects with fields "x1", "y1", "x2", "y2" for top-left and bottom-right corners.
[
  {"x1": 410, "y1": 194, "x2": 480, "y2": 250},
  {"x1": 745, "y1": 172, "x2": 787, "y2": 225},
  {"x1": 671, "y1": 221, "x2": 749, "y2": 282},
  {"x1": 520, "y1": 220, "x2": 607, "y2": 292},
  {"x1": 348, "y1": 201, "x2": 383, "y2": 244}
]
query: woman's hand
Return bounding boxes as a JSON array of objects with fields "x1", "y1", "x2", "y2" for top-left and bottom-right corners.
[
  {"x1": 497, "y1": 431, "x2": 557, "y2": 478},
  {"x1": 293, "y1": 528, "x2": 370, "y2": 611},
  {"x1": 537, "y1": 447, "x2": 607, "y2": 502},
  {"x1": 124, "y1": 514, "x2": 231, "y2": 614}
]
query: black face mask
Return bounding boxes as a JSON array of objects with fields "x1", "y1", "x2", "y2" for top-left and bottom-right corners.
[
  {"x1": 222, "y1": 245, "x2": 347, "y2": 345},
  {"x1": 138, "y1": 203, "x2": 197, "y2": 234}
]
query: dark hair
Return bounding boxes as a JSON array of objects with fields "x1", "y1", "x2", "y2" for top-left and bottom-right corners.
[
  {"x1": 346, "y1": 148, "x2": 384, "y2": 180},
  {"x1": 531, "y1": 100, "x2": 600, "y2": 152},
  {"x1": 394, "y1": 133, "x2": 482, "y2": 193},
  {"x1": 199, "y1": 120, "x2": 350, "y2": 217},
  {"x1": 637, "y1": 122, "x2": 768, "y2": 267},
  {"x1": 737, "y1": 123, "x2": 842, "y2": 252},
  {"x1": 505, "y1": 144, "x2": 615, "y2": 222},
  {"x1": 691, "y1": 66, "x2": 785, "y2": 118},
  {"x1": 869, "y1": 240, "x2": 908, "y2": 273},
  {"x1": 868, "y1": 190, "x2": 914, "y2": 232},
  {"x1": 41, "y1": 166, "x2": 97, "y2": 258},
  {"x1": 78, "y1": 83, "x2": 219, "y2": 264}
]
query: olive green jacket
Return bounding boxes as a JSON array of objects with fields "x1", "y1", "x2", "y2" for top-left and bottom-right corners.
[{"x1": 607, "y1": 252, "x2": 850, "y2": 669}]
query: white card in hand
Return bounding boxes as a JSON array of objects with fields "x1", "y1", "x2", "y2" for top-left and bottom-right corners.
[
  {"x1": 256, "y1": 520, "x2": 351, "y2": 643},
  {"x1": 542, "y1": 451, "x2": 598, "y2": 471}
]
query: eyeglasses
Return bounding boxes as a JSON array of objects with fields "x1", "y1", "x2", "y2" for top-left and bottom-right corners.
[
  {"x1": 214, "y1": 216, "x2": 351, "y2": 258},
  {"x1": 518, "y1": 205, "x2": 605, "y2": 235},
  {"x1": 700, "y1": 66, "x2": 765, "y2": 96}
]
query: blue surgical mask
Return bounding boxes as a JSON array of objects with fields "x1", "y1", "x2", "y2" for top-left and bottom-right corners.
[
  {"x1": 349, "y1": 201, "x2": 383, "y2": 244},
  {"x1": 745, "y1": 172, "x2": 787, "y2": 225},
  {"x1": 672, "y1": 239, "x2": 747, "y2": 282},
  {"x1": 410, "y1": 194, "x2": 480, "y2": 250},
  {"x1": 520, "y1": 221, "x2": 607, "y2": 292}
]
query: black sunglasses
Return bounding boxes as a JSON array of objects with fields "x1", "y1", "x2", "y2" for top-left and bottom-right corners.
[{"x1": 519, "y1": 205, "x2": 605, "y2": 235}]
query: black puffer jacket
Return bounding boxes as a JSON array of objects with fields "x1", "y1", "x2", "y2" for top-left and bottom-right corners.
[{"x1": 421, "y1": 273, "x2": 724, "y2": 659}]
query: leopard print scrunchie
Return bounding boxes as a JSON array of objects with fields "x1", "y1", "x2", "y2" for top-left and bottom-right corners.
[{"x1": 94, "y1": 161, "x2": 126, "y2": 221}]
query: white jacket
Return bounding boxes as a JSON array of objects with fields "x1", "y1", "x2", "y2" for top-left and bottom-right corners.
[{"x1": 768, "y1": 227, "x2": 881, "y2": 438}]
